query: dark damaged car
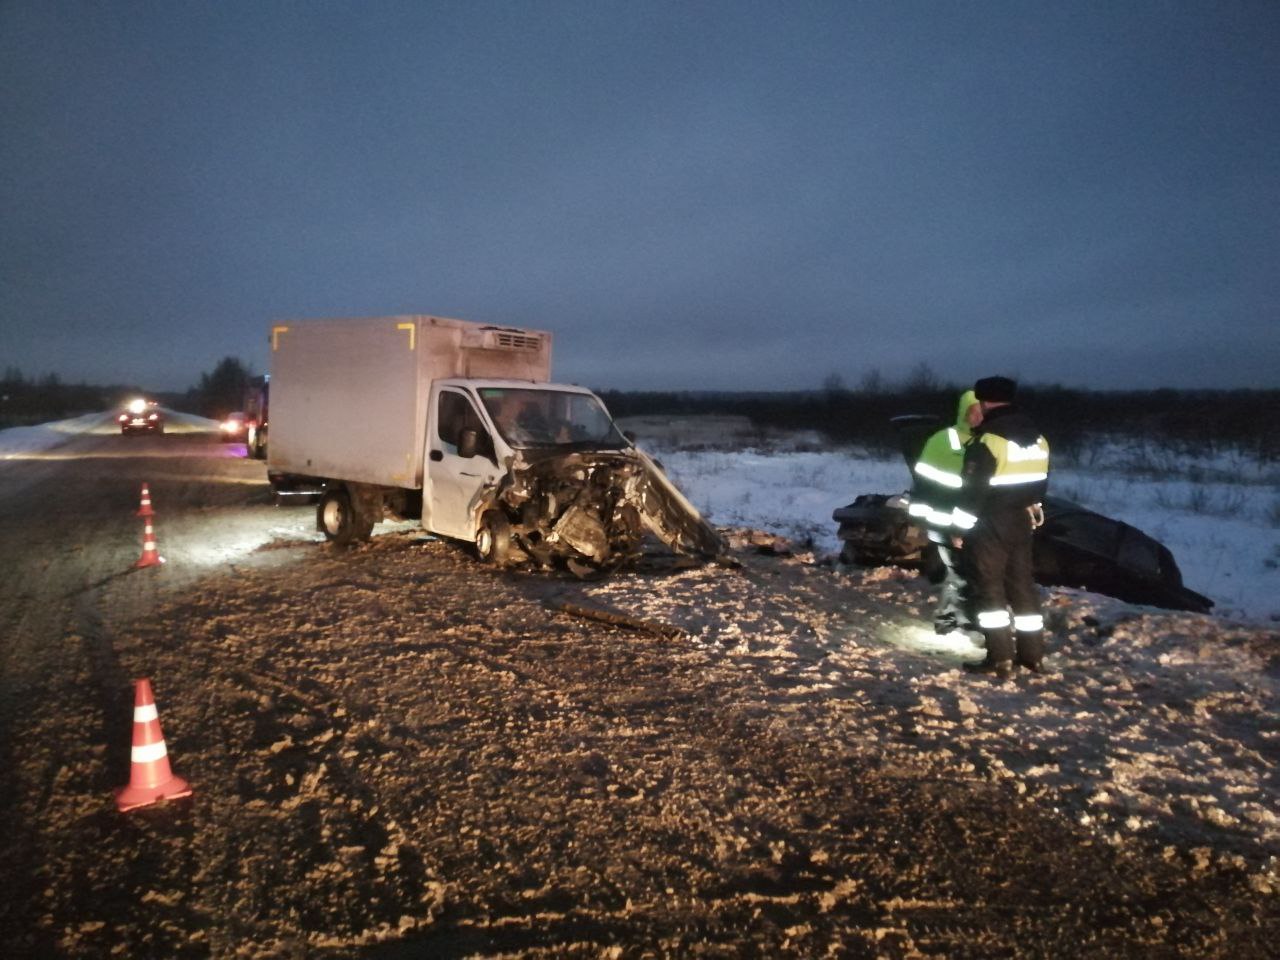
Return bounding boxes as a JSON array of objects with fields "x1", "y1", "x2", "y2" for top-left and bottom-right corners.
[{"x1": 832, "y1": 416, "x2": 1213, "y2": 614}]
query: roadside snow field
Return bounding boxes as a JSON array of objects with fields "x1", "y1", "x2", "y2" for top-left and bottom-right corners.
[{"x1": 622, "y1": 419, "x2": 1280, "y2": 624}]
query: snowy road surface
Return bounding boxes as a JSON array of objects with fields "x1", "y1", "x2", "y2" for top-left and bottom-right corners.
[{"x1": 0, "y1": 413, "x2": 1276, "y2": 957}]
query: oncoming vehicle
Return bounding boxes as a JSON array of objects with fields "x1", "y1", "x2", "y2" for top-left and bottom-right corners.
[
  {"x1": 118, "y1": 398, "x2": 164, "y2": 435},
  {"x1": 267, "y1": 315, "x2": 725, "y2": 576},
  {"x1": 219, "y1": 412, "x2": 248, "y2": 443}
]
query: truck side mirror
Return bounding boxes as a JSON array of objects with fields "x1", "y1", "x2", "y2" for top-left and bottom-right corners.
[{"x1": 458, "y1": 428, "x2": 479, "y2": 459}]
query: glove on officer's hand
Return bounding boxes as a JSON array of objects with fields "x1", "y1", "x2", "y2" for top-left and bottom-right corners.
[{"x1": 1028, "y1": 503, "x2": 1045, "y2": 529}]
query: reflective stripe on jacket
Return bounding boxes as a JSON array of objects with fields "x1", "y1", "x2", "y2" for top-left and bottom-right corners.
[{"x1": 980, "y1": 433, "x2": 1050, "y2": 487}]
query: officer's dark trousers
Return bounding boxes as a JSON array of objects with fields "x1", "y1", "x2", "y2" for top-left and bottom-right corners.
[
  {"x1": 960, "y1": 508, "x2": 1043, "y2": 665},
  {"x1": 933, "y1": 542, "x2": 971, "y2": 632}
]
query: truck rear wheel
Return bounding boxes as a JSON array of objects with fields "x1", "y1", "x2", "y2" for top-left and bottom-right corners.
[
  {"x1": 475, "y1": 512, "x2": 510, "y2": 565},
  {"x1": 317, "y1": 487, "x2": 374, "y2": 545}
]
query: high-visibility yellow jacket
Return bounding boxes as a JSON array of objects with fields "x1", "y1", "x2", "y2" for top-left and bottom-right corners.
[
  {"x1": 954, "y1": 404, "x2": 1049, "y2": 530},
  {"x1": 908, "y1": 390, "x2": 977, "y2": 533}
]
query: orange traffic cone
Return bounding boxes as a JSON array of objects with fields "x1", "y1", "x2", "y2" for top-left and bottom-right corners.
[
  {"x1": 135, "y1": 516, "x2": 165, "y2": 568},
  {"x1": 136, "y1": 483, "x2": 154, "y2": 517},
  {"x1": 115, "y1": 678, "x2": 192, "y2": 812}
]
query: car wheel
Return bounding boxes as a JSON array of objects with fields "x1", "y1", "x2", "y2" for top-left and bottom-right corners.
[{"x1": 475, "y1": 511, "x2": 511, "y2": 565}]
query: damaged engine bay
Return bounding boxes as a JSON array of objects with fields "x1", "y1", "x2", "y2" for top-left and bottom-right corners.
[{"x1": 479, "y1": 447, "x2": 726, "y2": 577}]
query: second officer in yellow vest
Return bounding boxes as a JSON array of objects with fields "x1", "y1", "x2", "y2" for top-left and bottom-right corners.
[
  {"x1": 953, "y1": 376, "x2": 1051, "y2": 678},
  {"x1": 907, "y1": 389, "x2": 982, "y2": 633}
]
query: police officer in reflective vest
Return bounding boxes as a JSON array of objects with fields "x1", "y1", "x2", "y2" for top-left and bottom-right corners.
[
  {"x1": 907, "y1": 389, "x2": 982, "y2": 633},
  {"x1": 954, "y1": 376, "x2": 1050, "y2": 678}
]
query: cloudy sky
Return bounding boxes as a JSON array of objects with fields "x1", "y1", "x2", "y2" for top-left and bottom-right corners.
[{"x1": 2, "y1": 1, "x2": 1277, "y2": 393}]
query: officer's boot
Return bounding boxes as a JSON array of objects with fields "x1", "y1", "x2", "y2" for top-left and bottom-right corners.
[
  {"x1": 1015, "y1": 629, "x2": 1048, "y2": 674},
  {"x1": 965, "y1": 627, "x2": 1014, "y2": 679}
]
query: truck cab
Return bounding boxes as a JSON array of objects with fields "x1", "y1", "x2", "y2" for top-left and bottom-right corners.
[
  {"x1": 425, "y1": 379, "x2": 625, "y2": 535},
  {"x1": 419, "y1": 379, "x2": 718, "y2": 574}
]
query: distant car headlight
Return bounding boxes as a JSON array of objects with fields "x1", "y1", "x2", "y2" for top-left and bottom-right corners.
[
  {"x1": 118, "y1": 414, "x2": 128, "y2": 422},
  {"x1": 148, "y1": 413, "x2": 158, "y2": 421}
]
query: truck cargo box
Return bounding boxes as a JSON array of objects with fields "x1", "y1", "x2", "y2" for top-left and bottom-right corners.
[{"x1": 268, "y1": 315, "x2": 551, "y2": 489}]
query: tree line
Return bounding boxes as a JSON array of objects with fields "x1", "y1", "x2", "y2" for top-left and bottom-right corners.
[
  {"x1": 597, "y1": 381, "x2": 1280, "y2": 463},
  {"x1": 4, "y1": 359, "x2": 1277, "y2": 462},
  {"x1": 0, "y1": 357, "x2": 258, "y2": 428}
]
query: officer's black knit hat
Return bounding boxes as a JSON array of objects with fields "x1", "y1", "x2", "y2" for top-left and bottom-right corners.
[{"x1": 974, "y1": 376, "x2": 1017, "y2": 403}]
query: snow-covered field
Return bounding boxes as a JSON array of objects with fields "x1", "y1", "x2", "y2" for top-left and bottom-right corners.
[{"x1": 622, "y1": 415, "x2": 1280, "y2": 624}]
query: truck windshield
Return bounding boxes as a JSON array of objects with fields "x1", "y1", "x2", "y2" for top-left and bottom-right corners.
[{"x1": 479, "y1": 388, "x2": 627, "y2": 449}]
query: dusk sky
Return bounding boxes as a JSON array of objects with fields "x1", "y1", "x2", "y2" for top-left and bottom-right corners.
[{"x1": 2, "y1": 1, "x2": 1277, "y2": 394}]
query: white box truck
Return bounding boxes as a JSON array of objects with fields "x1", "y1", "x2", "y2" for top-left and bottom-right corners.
[{"x1": 267, "y1": 315, "x2": 724, "y2": 574}]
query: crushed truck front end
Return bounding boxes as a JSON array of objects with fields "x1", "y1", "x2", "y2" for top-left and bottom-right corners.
[
  {"x1": 491, "y1": 445, "x2": 725, "y2": 576},
  {"x1": 426, "y1": 380, "x2": 725, "y2": 575}
]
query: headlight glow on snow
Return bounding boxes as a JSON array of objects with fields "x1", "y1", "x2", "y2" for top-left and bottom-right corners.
[{"x1": 877, "y1": 622, "x2": 986, "y2": 659}]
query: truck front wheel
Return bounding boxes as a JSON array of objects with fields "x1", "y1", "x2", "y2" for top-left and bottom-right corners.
[
  {"x1": 317, "y1": 487, "x2": 374, "y2": 545},
  {"x1": 475, "y1": 512, "x2": 511, "y2": 565}
]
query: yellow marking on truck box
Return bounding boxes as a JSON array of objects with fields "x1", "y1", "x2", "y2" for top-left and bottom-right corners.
[
  {"x1": 271, "y1": 325, "x2": 289, "y2": 350},
  {"x1": 397, "y1": 322, "x2": 416, "y2": 350}
]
